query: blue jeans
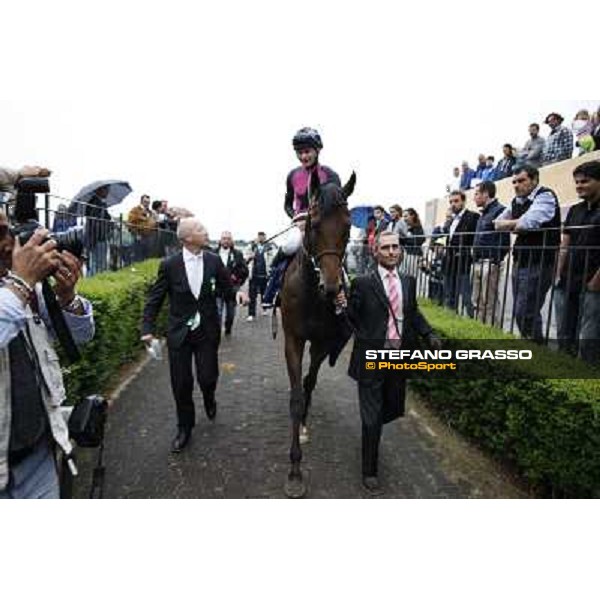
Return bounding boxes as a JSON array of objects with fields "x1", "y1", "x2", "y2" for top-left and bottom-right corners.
[
  {"x1": 579, "y1": 290, "x2": 600, "y2": 363},
  {"x1": 512, "y1": 264, "x2": 553, "y2": 341},
  {"x1": 0, "y1": 439, "x2": 59, "y2": 499}
]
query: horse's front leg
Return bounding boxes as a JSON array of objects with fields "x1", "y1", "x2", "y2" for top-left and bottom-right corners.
[{"x1": 284, "y1": 334, "x2": 306, "y2": 498}]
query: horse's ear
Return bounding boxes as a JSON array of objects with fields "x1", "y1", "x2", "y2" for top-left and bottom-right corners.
[
  {"x1": 342, "y1": 171, "x2": 357, "y2": 199},
  {"x1": 308, "y1": 168, "x2": 321, "y2": 202}
]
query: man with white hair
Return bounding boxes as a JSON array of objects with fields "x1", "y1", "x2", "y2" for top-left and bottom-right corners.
[{"x1": 141, "y1": 218, "x2": 240, "y2": 453}]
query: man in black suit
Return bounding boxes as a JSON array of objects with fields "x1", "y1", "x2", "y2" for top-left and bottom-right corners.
[
  {"x1": 214, "y1": 231, "x2": 249, "y2": 336},
  {"x1": 344, "y1": 230, "x2": 440, "y2": 494},
  {"x1": 442, "y1": 190, "x2": 480, "y2": 317},
  {"x1": 141, "y1": 218, "x2": 238, "y2": 453}
]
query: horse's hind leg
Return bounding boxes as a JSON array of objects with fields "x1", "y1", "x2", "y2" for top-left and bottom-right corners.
[
  {"x1": 300, "y1": 340, "x2": 330, "y2": 443},
  {"x1": 284, "y1": 335, "x2": 307, "y2": 498}
]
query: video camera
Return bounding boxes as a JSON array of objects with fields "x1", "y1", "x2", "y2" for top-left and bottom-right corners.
[{"x1": 9, "y1": 177, "x2": 86, "y2": 261}]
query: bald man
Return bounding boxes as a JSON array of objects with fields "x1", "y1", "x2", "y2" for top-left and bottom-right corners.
[
  {"x1": 214, "y1": 231, "x2": 248, "y2": 336},
  {"x1": 142, "y1": 218, "x2": 240, "y2": 452}
]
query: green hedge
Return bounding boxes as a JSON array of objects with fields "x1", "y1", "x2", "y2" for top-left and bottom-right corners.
[
  {"x1": 61, "y1": 260, "x2": 166, "y2": 401},
  {"x1": 412, "y1": 300, "x2": 600, "y2": 498}
]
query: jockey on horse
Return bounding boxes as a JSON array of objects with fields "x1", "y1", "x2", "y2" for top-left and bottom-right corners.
[{"x1": 262, "y1": 127, "x2": 341, "y2": 308}]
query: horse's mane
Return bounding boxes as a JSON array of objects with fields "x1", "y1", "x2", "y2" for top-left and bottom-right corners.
[{"x1": 315, "y1": 182, "x2": 347, "y2": 216}]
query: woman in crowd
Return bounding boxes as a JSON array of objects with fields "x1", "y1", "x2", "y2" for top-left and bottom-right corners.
[
  {"x1": 572, "y1": 109, "x2": 596, "y2": 154},
  {"x1": 403, "y1": 208, "x2": 425, "y2": 256}
]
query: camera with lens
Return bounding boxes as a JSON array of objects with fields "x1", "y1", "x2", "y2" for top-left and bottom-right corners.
[{"x1": 9, "y1": 177, "x2": 86, "y2": 261}]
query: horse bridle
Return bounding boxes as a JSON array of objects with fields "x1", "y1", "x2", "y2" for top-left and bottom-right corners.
[{"x1": 303, "y1": 198, "x2": 349, "y2": 275}]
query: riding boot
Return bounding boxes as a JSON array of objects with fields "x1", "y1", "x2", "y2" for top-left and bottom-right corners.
[{"x1": 262, "y1": 251, "x2": 289, "y2": 308}]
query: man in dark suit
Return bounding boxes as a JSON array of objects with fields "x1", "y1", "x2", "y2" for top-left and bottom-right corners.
[
  {"x1": 214, "y1": 231, "x2": 249, "y2": 336},
  {"x1": 442, "y1": 190, "x2": 480, "y2": 317},
  {"x1": 141, "y1": 218, "x2": 238, "y2": 453},
  {"x1": 344, "y1": 230, "x2": 440, "y2": 494}
]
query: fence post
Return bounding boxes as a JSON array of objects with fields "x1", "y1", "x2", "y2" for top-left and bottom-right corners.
[
  {"x1": 44, "y1": 193, "x2": 50, "y2": 228},
  {"x1": 119, "y1": 213, "x2": 124, "y2": 270}
]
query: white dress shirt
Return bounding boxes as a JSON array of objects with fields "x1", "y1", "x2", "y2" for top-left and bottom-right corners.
[
  {"x1": 218, "y1": 247, "x2": 231, "y2": 267},
  {"x1": 449, "y1": 209, "x2": 466, "y2": 240},
  {"x1": 183, "y1": 247, "x2": 204, "y2": 299}
]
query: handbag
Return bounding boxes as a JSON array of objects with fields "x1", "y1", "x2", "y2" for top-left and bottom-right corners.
[
  {"x1": 68, "y1": 395, "x2": 108, "y2": 448},
  {"x1": 67, "y1": 395, "x2": 108, "y2": 499}
]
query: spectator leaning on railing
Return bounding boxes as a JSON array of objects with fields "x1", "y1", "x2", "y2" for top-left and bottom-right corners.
[
  {"x1": 459, "y1": 161, "x2": 475, "y2": 191},
  {"x1": 519, "y1": 123, "x2": 545, "y2": 169},
  {"x1": 471, "y1": 181, "x2": 510, "y2": 325},
  {"x1": 495, "y1": 144, "x2": 517, "y2": 180},
  {"x1": 474, "y1": 154, "x2": 487, "y2": 181},
  {"x1": 542, "y1": 112, "x2": 574, "y2": 165},
  {"x1": 571, "y1": 109, "x2": 596, "y2": 155},
  {"x1": 494, "y1": 165, "x2": 561, "y2": 342},
  {"x1": 554, "y1": 160, "x2": 600, "y2": 363},
  {"x1": 127, "y1": 194, "x2": 157, "y2": 261}
]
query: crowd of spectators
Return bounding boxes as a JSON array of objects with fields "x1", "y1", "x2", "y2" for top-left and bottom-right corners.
[
  {"x1": 426, "y1": 161, "x2": 600, "y2": 364},
  {"x1": 450, "y1": 106, "x2": 600, "y2": 193}
]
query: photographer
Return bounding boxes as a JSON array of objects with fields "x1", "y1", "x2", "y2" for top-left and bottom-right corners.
[{"x1": 0, "y1": 213, "x2": 94, "y2": 498}]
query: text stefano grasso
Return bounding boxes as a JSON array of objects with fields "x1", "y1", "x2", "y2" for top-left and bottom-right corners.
[{"x1": 364, "y1": 349, "x2": 533, "y2": 361}]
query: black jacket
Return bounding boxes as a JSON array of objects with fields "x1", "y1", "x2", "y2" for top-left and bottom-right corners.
[
  {"x1": 142, "y1": 251, "x2": 234, "y2": 349},
  {"x1": 442, "y1": 209, "x2": 480, "y2": 274},
  {"x1": 213, "y1": 246, "x2": 249, "y2": 288},
  {"x1": 347, "y1": 271, "x2": 435, "y2": 381}
]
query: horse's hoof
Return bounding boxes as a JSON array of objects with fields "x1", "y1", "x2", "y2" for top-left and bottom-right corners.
[
  {"x1": 284, "y1": 476, "x2": 307, "y2": 499},
  {"x1": 299, "y1": 426, "x2": 310, "y2": 445}
]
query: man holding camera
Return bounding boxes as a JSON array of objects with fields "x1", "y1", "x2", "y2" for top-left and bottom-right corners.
[{"x1": 0, "y1": 213, "x2": 95, "y2": 499}]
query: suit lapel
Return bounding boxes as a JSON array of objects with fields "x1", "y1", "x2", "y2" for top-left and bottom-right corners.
[
  {"x1": 399, "y1": 273, "x2": 409, "y2": 318},
  {"x1": 369, "y1": 271, "x2": 389, "y2": 312},
  {"x1": 199, "y1": 252, "x2": 211, "y2": 297}
]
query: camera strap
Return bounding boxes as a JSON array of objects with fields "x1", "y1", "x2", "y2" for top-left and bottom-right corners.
[{"x1": 41, "y1": 280, "x2": 81, "y2": 363}]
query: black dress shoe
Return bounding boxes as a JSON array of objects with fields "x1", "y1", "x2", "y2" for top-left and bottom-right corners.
[
  {"x1": 204, "y1": 394, "x2": 217, "y2": 420},
  {"x1": 171, "y1": 427, "x2": 191, "y2": 453},
  {"x1": 362, "y1": 476, "x2": 383, "y2": 495}
]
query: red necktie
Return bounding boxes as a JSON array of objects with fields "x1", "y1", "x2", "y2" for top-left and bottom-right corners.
[{"x1": 387, "y1": 271, "x2": 401, "y2": 341}]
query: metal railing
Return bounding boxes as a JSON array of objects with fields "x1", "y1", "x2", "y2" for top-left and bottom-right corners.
[
  {"x1": 345, "y1": 224, "x2": 600, "y2": 363},
  {"x1": 41, "y1": 203, "x2": 180, "y2": 276}
]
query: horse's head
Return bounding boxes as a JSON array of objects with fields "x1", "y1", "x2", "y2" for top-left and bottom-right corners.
[{"x1": 305, "y1": 170, "x2": 356, "y2": 297}]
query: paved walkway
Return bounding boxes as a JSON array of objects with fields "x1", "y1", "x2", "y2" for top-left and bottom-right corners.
[{"x1": 74, "y1": 311, "x2": 526, "y2": 499}]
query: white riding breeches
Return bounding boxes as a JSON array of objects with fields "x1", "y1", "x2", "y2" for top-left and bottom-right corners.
[{"x1": 281, "y1": 225, "x2": 303, "y2": 256}]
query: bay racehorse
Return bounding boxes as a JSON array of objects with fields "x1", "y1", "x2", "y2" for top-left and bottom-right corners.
[{"x1": 280, "y1": 169, "x2": 356, "y2": 497}]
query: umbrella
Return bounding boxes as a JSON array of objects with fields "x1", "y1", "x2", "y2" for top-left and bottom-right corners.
[
  {"x1": 349, "y1": 205, "x2": 390, "y2": 229},
  {"x1": 69, "y1": 180, "x2": 132, "y2": 216}
]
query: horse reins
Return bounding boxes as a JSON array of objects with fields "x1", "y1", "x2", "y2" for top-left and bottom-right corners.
[{"x1": 303, "y1": 198, "x2": 349, "y2": 275}]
